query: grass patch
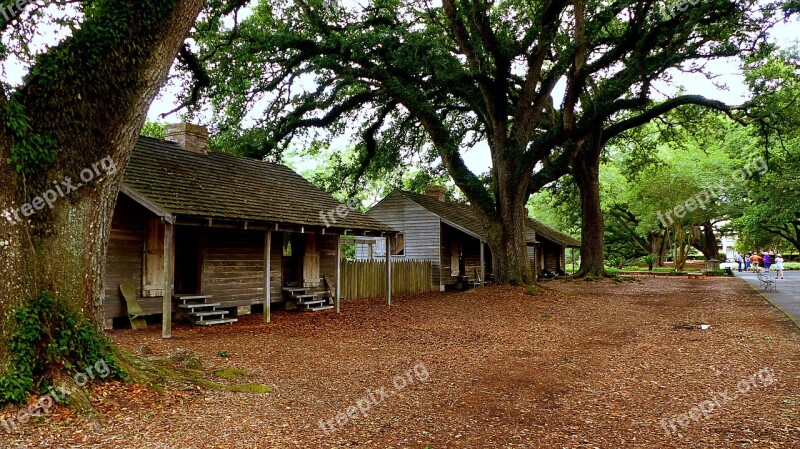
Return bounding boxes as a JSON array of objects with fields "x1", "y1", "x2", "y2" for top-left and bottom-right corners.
[
  {"x1": 121, "y1": 349, "x2": 271, "y2": 396},
  {"x1": 196, "y1": 379, "x2": 272, "y2": 394},
  {"x1": 213, "y1": 368, "x2": 251, "y2": 379}
]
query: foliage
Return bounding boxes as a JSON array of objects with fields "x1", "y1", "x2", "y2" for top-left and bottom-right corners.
[
  {"x1": 0, "y1": 292, "x2": 125, "y2": 405},
  {"x1": 730, "y1": 47, "x2": 800, "y2": 253},
  {"x1": 641, "y1": 254, "x2": 657, "y2": 271},
  {"x1": 2, "y1": 98, "x2": 58, "y2": 173},
  {"x1": 607, "y1": 257, "x2": 627, "y2": 269},
  {"x1": 141, "y1": 121, "x2": 166, "y2": 139},
  {"x1": 180, "y1": 0, "x2": 783, "y2": 282}
]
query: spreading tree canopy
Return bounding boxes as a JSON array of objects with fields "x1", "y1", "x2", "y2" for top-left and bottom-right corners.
[{"x1": 189, "y1": 0, "x2": 785, "y2": 282}]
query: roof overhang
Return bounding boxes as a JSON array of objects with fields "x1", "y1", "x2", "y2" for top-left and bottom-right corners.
[
  {"x1": 120, "y1": 184, "x2": 174, "y2": 224},
  {"x1": 120, "y1": 184, "x2": 395, "y2": 236},
  {"x1": 440, "y1": 218, "x2": 486, "y2": 242}
]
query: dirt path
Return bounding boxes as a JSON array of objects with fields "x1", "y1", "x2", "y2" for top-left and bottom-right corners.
[{"x1": 3, "y1": 277, "x2": 799, "y2": 448}]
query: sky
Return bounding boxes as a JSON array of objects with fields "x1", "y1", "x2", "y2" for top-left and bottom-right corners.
[{"x1": 2, "y1": 4, "x2": 799, "y2": 177}]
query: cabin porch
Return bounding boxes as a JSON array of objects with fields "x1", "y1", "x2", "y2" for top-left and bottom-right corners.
[{"x1": 104, "y1": 194, "x2": 394, "y2": 337}]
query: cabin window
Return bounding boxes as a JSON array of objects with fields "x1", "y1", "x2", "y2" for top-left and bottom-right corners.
[
  {"x1": 373, "y1": 238, "x2": 387, "y2": 258},
  {"x1": 283, "y1": 239, "x2": 292, "y2": 257},
  {"x1": 391, "y1": 234, "x2": 406, "y2": 257},
  {"x1": 143, "y1": 218, "x2": 165, "y2": 297}
]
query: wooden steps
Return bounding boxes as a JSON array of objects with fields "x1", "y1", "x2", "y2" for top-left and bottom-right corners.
[
  {"x1": 282, "y1": 287, "x2": 334, "y2": 313},
  {"x1": 175, "y1": 294, "x2": 238, "y2": 326}
]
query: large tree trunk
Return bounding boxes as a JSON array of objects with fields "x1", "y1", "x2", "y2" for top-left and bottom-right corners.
[
  {"x1": 572, "y1": 132, "x2": 609, "y2": 278},
  {"x1": 673, "y1": 227, "x2": 690, "y2": 271},
  {"x1": 655, "y1": 228, "x2": 670, "y2": 267},
  {"x1": 691, "y1": 221, "x2": 719, "y2": 260},
  {"x1": 479, "y1": 158, "x2": 534, "y2": 285},
  {"x1": 0, "y1": 0, "x2": 203, "y2": 399},
  {"x1": 484, "y1": 203, "x2": 533, "y2": 285}
]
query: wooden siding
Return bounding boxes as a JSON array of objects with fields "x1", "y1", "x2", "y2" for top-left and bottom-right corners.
[
  {"x1": 268, "y1": 232, "x2": 283, "y2": 301},
  {"x1": 104, "y1": 196, "x2": 160, "y2": 318},
  {"x1": 462, "y1": 237, "x2": 487, "y2": 281},
  {"x1": 440, "y1": 223, "x2": 485, "y2": 286},
  {"x1": 541, "y1": 241, "x2": 564, "y2": 273},
  {"x1": 201, "y1": 229, "x2": 266, "y2": 306},
  {"x1": 316, "y1": 234, "x2": 340, "y2": 297},
  {"x1": 364, "y1": 192, "x2": 442, "y2": 290}
]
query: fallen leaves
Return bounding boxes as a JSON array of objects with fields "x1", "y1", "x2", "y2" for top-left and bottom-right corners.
[{"x1": 1, "y1": 278, "x2": 798, "y2": 448}]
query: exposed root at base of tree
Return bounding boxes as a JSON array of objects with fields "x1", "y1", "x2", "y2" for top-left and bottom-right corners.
[
  {"x1": 567, "y1": 268, "x2": 614, "y2": 280},
  {"x1": 117, "y1": 348, "x2": 273, "y2": 395}
]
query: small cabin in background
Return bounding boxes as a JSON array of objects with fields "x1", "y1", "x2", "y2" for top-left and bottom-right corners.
[
  {"x1": 105, "y1": 123, "x2": 395, "y2": 336},
  {"x1": 526, "y1": 218, "x2": 581, "y2": 276},
  {"x1": 356, "y1": 188, "x2": 580, "y2": 289}
]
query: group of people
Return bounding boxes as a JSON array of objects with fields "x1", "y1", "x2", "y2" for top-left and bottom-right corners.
[{"x1": 735, "y1": 251, "x2": 785, "y2": 279}]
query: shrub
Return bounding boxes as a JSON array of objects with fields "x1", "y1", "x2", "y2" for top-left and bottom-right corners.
[
  {"x1": 641, "y1": 254, "x2": 656, "y2": 271},
  {"x1": 0, "y1": 292, "x2": 125, "y2": 405}
]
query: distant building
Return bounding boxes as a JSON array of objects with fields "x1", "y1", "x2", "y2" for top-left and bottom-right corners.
[{"x1": 356, "y1": 188, "x2": 580, "y2": 290}]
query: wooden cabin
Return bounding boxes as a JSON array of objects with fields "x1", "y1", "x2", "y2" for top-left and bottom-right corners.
[
  {"x1": 526, "y1": 218, "x2": 581, "y2": 276},
  {"x1": 104, "y1": 123, "x2": 395, "y2": 336},
  {"x1": 356, "y1": 188, "x2": 580, "y2": 288}
]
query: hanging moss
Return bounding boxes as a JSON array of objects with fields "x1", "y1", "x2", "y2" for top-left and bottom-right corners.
[{"x1": 0, "y1": 291, "x2": 125, "y2": 405}]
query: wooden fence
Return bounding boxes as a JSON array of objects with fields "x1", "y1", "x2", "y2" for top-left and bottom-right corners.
[{"x1": 341, "y1": 259, "x2": 432, "y2": 299}]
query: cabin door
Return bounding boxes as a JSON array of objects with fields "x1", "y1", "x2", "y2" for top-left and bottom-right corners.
[
  {"x1": 450, "y1": 239, "x2": 461, "y2": 277},
  {"x1": 174, "y1": 228, "x2": 203, "y2": 294}
]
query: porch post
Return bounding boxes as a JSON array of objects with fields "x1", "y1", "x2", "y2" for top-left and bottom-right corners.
[
  {"x1": 162, "y1": 221, "x2": 175, "y2": 339},
  {"x1": 480, "y1": 241, "x2": 485, "y2": 287},
  {"x1": 386, "y1": 235, "x2": 392, "y2": 305},
  {"x1": 335, "y1": 234, "x2": 341, "y2": 313},
  {"x1": 264, "y1": 230, "x2": 272, "y2": 323}
]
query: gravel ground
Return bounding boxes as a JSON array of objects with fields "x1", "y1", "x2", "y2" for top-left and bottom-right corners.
[{"x1": 2, "y1": 276, "x2": 799, "y2": 448}]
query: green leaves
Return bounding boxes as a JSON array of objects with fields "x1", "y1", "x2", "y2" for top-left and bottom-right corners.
[
  {"x1": 2, "y1": 98, "x2": 58, "y2": 174},
  {"x1": 0, "y1": 291, "x2": 125, "y2": 405}
]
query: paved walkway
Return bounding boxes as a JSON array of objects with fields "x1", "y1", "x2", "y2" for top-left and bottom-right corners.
[{"x1": 734, "y1": 270, "x2": 800, "y2": 328}]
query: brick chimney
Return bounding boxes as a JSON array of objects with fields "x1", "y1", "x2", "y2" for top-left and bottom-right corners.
[
  {"x1": 425, "y1": 185, "x2": 446, "y2": 202},
  {"x1": 165, "y1": 122, "x2": 209, "y2": 154}
]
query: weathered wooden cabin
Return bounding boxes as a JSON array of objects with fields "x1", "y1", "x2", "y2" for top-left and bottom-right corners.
[
  {"x1": 104, "y1": 123, "x2": 395, "y2": 336},
  {"x1": 526, "y1": 218, "x2": 581, "y2": 276},
  {"x1": 356, "y1": 188, "x2": 580, "y2": 288}
]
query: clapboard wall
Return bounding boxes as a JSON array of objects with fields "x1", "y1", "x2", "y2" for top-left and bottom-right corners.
[
  {"x1": 364, "y1": 191, "x2": 441, "y2": 290},
  {"x1": 201, "y1": 229, "x2": 279, "y2": 306},
  {"x1": 103, "y1": 196, "x2": 159, "y2": 318}
]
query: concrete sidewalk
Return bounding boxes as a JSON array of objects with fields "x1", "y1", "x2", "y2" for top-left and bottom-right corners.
[{"x1": 735, "y1": 270, "x2": 800, "y2": 328}]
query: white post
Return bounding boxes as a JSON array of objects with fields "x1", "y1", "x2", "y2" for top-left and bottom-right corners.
[
  {"x1": 264, "y1": 230, "x2": 272, "y2": 323},
  {"x1": 386, "y1": 235, "x2": 392, "y2": 305},
  {"x1": 480, "y1": 241, "x2": 485, "y2": 287},
  {"x1": 336, "y1": 234, "x2": 341, "y2": 313}
]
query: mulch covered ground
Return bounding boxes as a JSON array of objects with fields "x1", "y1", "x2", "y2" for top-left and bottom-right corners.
[{"x1": 2, "y1": 277, "x2": 799, "y2": 448}]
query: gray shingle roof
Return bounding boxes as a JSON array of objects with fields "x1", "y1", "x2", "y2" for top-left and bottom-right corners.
[
  {"x1": 122, "y1": 137, "x2": 394, "y2": 232},
  {"x1": 394, "y1": 190, "x2": 488, "y2": 239},
  {"x1": 526, "y1": 218, "x2": 581, "y2": 247}
]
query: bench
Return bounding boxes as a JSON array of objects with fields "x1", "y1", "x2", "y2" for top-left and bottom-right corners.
[
  {"x1": 686, "y1": 272, "x2": 706, "y2": 280},
  {"x1": 757, "y1": 272, "x2": 777, "y2": 292}
]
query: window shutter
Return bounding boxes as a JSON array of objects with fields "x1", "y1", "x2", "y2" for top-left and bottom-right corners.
[{"x1": 143, "y1": 218, "x2": 165, "y2": 297}]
